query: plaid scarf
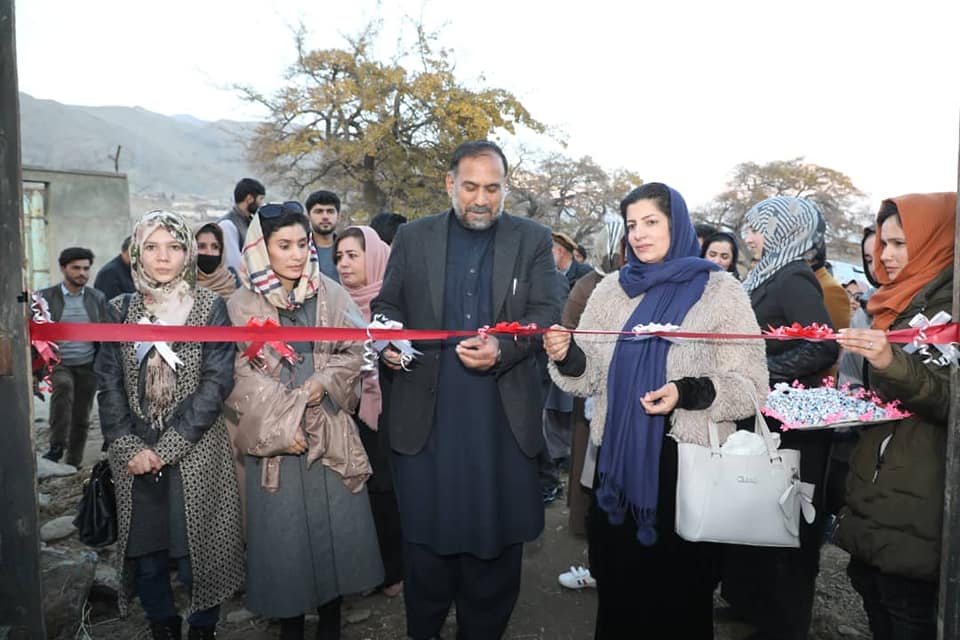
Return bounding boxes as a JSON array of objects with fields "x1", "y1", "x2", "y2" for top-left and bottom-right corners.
[{"x1": 240, "y1": 213, "x2": 321, "y2": 309}]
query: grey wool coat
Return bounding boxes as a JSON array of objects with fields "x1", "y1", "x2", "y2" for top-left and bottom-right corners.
[
  {"x1": 549, "y1": 271, "x2": 769, "y2": 447},
  {"x1": 96, "y1": 288, "x2": 245, "y2": 616}
]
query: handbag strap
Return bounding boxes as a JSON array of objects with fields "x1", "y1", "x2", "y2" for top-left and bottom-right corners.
[{"x1": 707, "y1": 388, "x2": 781, "y2": 462}]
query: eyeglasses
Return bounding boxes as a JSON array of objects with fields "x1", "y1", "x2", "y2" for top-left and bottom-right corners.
[
  {"x1": 845, "y1": 289, "x2": 863, "y2": 301},
  {"x1": 257, "y1": 201, "x2": 304, "y2": 219}
]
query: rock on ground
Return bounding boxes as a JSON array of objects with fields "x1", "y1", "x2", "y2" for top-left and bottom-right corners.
[
  {"x1": 41, "y1": 546, "x2": 97, "y2": 640},
  {"x1": 225, "y1": 609, "x2": 257, "y2": 625},
  {"x1": 36, "y1": 455, "x2": 78, "y2": 479},
  {"x1": 40, "y1": 515, "x2": 77, "y2": 542},
  {"x1": 93, "y1": 565, "x2": 120, "y2": 594}
]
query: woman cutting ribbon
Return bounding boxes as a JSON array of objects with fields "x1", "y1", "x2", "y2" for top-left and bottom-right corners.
[{"x1": 543, "y1": 183, "x2": 767, "y2": 638}]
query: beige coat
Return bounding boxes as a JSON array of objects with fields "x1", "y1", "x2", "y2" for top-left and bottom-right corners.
[{"x1": 549, "y1": 271, "x2": 768, "y2": 447}]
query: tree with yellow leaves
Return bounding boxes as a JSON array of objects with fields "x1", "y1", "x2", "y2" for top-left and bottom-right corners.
[{"x1": 238, "y1": 22, "x2": 544, "y2": 219}]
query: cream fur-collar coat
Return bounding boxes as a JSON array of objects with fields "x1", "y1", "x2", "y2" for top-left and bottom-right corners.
[{"x1": 549, "y1": 271, "x2": 769, "y2": 447}]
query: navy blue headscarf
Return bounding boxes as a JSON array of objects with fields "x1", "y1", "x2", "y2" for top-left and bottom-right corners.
[{"x1": 598, "y1": 185, "x2": 721, "y2": 544}]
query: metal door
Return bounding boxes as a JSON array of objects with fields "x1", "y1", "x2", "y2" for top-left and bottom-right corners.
[{"x1": 22, "y1": 181, "x2": 48, "y2": 291}]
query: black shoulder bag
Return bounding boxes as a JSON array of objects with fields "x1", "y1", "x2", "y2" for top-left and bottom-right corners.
[
  {"x1": 73, "y1": 293, "x2": 131, "y2": 547},
  {"x1": 74, "y1": 459, "x2": 117, "y2": 547}
]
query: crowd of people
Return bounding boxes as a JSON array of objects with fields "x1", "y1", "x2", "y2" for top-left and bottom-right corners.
[{"x1": 38, "y1": 139, "x2": 956, "y2": 640}]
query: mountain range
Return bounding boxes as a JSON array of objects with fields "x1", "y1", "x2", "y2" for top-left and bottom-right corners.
[{"x1": 19, "y1": 92, "x2": 258, "y2": 201}]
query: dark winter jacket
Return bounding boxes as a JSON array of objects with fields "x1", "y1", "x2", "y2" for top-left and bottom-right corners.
[
  {"x1": 564, "y1": 259, "x2": 594, "y2": 288},
  {"x1": 93, "y1": 254, "x2": 135, "y2": 301},
  {"x1": 749, "y1": 260, "x2": 839, "y2": 387},
  {"x1": 836, "y1": 267, "x2": 953, "y2": 582}
]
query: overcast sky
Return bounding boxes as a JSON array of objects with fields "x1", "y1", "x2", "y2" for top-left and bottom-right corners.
[{"x1": 14, "y1": 0, "x2": 960, "y2": 210}]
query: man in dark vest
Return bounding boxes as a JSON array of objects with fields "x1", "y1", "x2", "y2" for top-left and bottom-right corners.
[
  {"x1": 40, "y1": 247, "x2": 111, "y2": 468},
  {"x1": 93, "y1": 235, "x2": 134, "y2": 301},
  {"x1": 373, "y1": 140, "x2": 565, "y2": 639},
  {"x1": 218, "y1": 177, "x2": 265, "y2": 273}
]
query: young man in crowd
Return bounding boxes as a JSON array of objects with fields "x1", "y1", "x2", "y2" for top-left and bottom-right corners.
[
  {"x1": 306, "y1": 189, "x2": 341, "y2": 281},
  {"x1": 40, "y1": 247, "x2": 111, "y2": 468},
  {"x1": 93, "y1": 235, "x2": 134, "y2": 300},
  {"x1": 218, "y1": 177, "x2": 265, "y2": 273}
]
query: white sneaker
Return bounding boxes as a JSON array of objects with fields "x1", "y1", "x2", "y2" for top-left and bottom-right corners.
[{"x1": 558, "y1": 565, "x2": 596, "y2": 589}]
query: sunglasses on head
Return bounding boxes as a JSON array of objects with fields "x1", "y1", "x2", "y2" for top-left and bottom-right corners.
[{"x1": 257, "y1": 201, "x2": 304, "y2": 219}]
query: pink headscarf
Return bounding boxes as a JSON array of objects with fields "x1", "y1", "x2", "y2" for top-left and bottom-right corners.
[
  {"x1": 338, "y1": 226, "x2": 391, "y2": 428},
  {"x1": 341, "y1": 226, "x2": 390, "y2": 321}
]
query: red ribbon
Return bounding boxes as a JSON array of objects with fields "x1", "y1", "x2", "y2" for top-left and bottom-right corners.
[
  {"x1": 479, "y1": 321, "x2": 540, "y2": 339},
  {"x1": 764, "y1": 322, "x2": 837, "y2": 341},
  {"x1": 27, "y1": 320, "x2": 960, "y2": 346},
  {"x1": 29, "y1": 294, "x2": 60, "y2": 393},
  {"x1": 240, "y1": 318, "x2": 301, "y2": 365}
]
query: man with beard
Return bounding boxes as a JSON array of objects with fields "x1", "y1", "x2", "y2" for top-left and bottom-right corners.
[
  {"x1": 218, "y1": 177, "x2": 265, "y2": 273},
  {"x1": 306, "y1": 189, "x2": 341, "y2": 281},
  {"x1": 372, "y1": 140, "x2": 565, "y2": 639},
  {"x1": 40, "y1": 247, "x2": 111, "y2": 467}
]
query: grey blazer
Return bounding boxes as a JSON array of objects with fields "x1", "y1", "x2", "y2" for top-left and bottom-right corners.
[{"x1": 371, "y1": 210, "x2": 565, "y2": 457}]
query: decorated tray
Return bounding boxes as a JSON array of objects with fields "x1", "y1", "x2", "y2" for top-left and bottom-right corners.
[{"x1": 762, "y1": 379, "x2": 911, "y2": 431}]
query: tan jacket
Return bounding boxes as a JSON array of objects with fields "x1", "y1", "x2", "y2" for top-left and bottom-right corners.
[{"x1": 224, "y1": 281, "x2": 370, "y2": 492}]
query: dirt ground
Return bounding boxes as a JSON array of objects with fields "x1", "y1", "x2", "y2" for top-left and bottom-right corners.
[{"x1": 35, "y1": 400, "x2": 870, "y2": 639}]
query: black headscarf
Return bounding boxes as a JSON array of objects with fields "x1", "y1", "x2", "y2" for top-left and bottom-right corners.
[
  {"x1": 700, "y1": 231, "x2": 741, "y2": 279},
  {"x1": 861, "y1": 225, "x2": 879, "y2": 288}
]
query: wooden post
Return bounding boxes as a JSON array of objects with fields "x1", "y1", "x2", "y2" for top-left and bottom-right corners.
[
  {"x1": 0, "y1": 1, "x2": 46, "y2": 637},
  {"x1": 938, "y1": 112, "x2": 960, "y2": 639}
]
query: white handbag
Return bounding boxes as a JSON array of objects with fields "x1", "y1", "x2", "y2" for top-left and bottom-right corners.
[{"x1": 675, "y1": 403, "x2": 816, "y2": 548}]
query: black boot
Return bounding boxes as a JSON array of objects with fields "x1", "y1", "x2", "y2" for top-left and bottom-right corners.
[
  {"x1": 279, "y1": 615, "x2": 305, "y2": 640},
  {"x1": 150, "y1": 615, "x2": 182, "y2": 640},
  {"x1": 42, "y1": 445, "x2": 64, "y2": 463},
  {"x1": 187, "y1": 625, "x2": 216, "y2": 639},
  {"x1": 315, "y1": 597, "x2": 342, "y2": 640}
]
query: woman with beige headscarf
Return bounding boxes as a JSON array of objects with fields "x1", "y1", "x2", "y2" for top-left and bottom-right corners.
[{"x1": 95, "y1": 210, "x2": 243, "y2": 640}]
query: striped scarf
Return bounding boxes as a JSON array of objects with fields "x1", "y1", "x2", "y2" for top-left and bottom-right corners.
[
  {"x1": 742, "y1": 197, "x2": 824, "y2": 295},
  {"x1": 240, "y1": 213, "x2": 321, "y2": 309}
]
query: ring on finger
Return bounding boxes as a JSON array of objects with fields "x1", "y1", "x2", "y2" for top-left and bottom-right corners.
[{"x1": 867, "y1": 341, "x2": 874, "y2": 349}]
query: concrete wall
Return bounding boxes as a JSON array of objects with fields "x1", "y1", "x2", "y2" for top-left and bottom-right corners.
[{"x1": 22, "y1": 166, "x2": 130, "y2": 289}]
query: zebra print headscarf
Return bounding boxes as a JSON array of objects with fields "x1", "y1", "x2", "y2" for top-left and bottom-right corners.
[{"x1": 742, "y1": 197, "x2": 824, "y2": 294}]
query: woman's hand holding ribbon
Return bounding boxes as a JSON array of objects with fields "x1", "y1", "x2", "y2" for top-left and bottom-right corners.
[
  {"x1": 543, "y1": 324, "x2": 571, "y2": 362},
  {"x1": 837, "y1": 328, "x2": 894, "y2": 370}
]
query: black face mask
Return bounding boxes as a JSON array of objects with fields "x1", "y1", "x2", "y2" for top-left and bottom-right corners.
[{"x1": 197, "y1": 254, "x2": 220, "y2": 275}]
